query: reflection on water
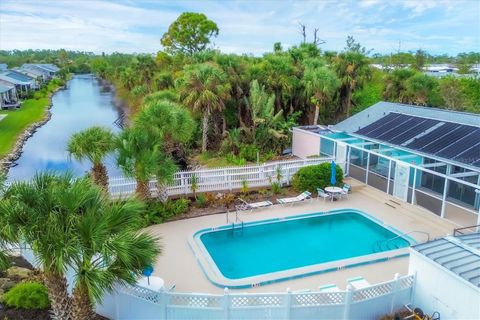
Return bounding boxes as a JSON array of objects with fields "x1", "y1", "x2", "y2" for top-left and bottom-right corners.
[{"x1": 8, "y1": 75, "x2": 124, "y2": 180}]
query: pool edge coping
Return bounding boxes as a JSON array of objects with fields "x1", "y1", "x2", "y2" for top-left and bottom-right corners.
[{"x1": 190, "y1": 207, "x2": 417, "y2": 289}]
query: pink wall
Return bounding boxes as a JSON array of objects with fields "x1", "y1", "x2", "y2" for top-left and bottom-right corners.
[{"x1": 292, "y1": 129, "x2": 321, "y2": 158}]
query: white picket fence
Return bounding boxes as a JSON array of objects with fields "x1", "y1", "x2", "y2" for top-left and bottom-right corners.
[
  {"x1": 108, "y1": 157, "x2": 333, "y2": 197},
  {"x1": 96, "y1": 274, "x2": 415, "y2": 320}
]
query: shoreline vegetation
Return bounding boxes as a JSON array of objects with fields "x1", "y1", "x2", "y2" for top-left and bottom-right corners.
[{"x1": 0, "y1": 78, "x2": 66, "y2": 174}]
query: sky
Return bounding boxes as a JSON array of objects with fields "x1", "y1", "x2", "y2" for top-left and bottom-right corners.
[{"x1": 0, "y1": 0, "x2": 479, "y2": 56}]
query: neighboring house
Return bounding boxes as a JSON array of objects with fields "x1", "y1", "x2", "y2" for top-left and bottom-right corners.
[
  {"x1": 0, "y1": 63, "x2": 7, "y2": 71},
  {"x1": 409, "y1": 233, "x2": 480, "y2": 319},
  {"x1": 2, "y1": 70, "x2": 38, "y2": 90},
  {"x1": 21, "y1": 63, "x2": 59, "y2": 80},
  {"x1": 0, "y1": 74, "x2": 32, "y2": 94},
  {"x1": 0, "y1": 83, "x2": 19, "y2": 109},
  {"x1": 15, "y1": 67, "x2": 46, "y2": 85},
  {"x1": 424, "y1": 64, "x2": 458, "y2": 73}
]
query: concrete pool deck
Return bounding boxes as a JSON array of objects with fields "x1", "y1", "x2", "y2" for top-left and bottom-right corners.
[{"x1": 146, "y1": 179, "x2": 460, "y2": 294}]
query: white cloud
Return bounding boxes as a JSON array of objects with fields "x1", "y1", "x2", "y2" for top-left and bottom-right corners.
[{"x1": 0, "y1": 0, "x2": 478, "y2": 55}]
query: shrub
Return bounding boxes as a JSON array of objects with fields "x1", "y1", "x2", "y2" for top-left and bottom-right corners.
[
  {"x1": 143, "y1": 199, "x2": 190, "y2": 225},
  {"x1": 204, "y1": 192, "x2": 217, "y2": 206},
  {"x1": 270, "y1": 181, "x2": 282, "y2": 194},
  {"x1": 239, "y1": 144, "x2": 258, "y2": 162},
  {"x1": 292, "y1": 163, "x2": 343, "y2": 194},
  {"x1": 3, "y1": 282, "x2": 50, "y2": 310},
  {"x1": 196, "y1": 193, "x2": 207, "y2": 207}
]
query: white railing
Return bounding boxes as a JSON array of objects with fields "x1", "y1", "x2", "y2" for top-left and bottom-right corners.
[
  {"x1": 108, "y1": 157, "x2": 333, "y2": 197},
  {"x1": 96, "y1": 274, "x2": 415, "y2": 320}
]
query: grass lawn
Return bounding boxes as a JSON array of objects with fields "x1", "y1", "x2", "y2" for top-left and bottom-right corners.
[{"x1": 0, "y1": 97, "x2": 50, "y2": 158}]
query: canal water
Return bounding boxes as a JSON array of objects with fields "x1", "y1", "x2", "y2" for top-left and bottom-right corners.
[{"x1": 8, "y1": 75, "x2": 125, "y2": 180}]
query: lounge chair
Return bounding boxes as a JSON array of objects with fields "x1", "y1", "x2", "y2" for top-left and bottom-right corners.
[
  {"x1": 347, "y1": 276, "x2": 370, "y2": 289},
  {"x1": 319, "y1": 284, "x2": 341, "y2": 292},
  {"x1": 277, "y1": 191, "x2": 312, "y2": 206},
  {"x1": 236, "y1": 198, "x2": 273, "y2": 212},
  {"x1": 317, "y1": 188, "x2": 331, "y2": 201}
]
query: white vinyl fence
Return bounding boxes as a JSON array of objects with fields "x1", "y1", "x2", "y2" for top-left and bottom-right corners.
[
  {"x1": 96, "y1": 274, "x2": 415, "y2": 320},
  {"x1": 108, "y1": 157, "x2": 333, "y2": 197}
]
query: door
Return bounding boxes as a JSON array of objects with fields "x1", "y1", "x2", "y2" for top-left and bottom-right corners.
[{"x1": 393, "y1": 161, "x2": 410, "y2": 202}]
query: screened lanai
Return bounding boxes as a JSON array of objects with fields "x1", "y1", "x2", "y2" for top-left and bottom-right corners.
[{"x1": 292, "y1": 102, "x2": 480, "y2": 227}]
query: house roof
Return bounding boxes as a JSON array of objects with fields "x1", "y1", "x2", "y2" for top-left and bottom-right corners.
[
  {"x1": 333, "y1": 102, "x2": 480, "y2": 170},
  {"x1": 3, "y1": 70, "x2": 34, "y2": 82},
  {"x1": 0, "y1": 74, "x2": 30, "y2": 85},
  {"x1": 16, "y1": 67, "x2": 44, "y2": 78},
  {"x1": 22, "y1": 63, "x2": 59, "y2": 73},
  {"x1": 0, "y1": 83, "x2": 14, "y2": 93},
  {"x1": 412, "y1": 234, "x2": 480, "y2": 288},
  {"x1": 354, "y1": 112, "x2": 480, "y2": 168},
  {"x1": 0, "y1": 63, "x2": 7, "y2": 70}
]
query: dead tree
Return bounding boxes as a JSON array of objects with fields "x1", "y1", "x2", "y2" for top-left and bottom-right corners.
[
  {"x1": 313, "y1": 28, "x2": 326, "y2": 47},
  {"x1": 298, "y1": 23, "x2": 306, "y2": 43}
]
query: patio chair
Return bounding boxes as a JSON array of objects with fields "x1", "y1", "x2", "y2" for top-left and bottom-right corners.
[
  {"x1": 236, "y1": 198, "x2": 273, "y2": 212},
  {"x1": 319, "y1": 284, "x2": 341, "y2": 292},
  {"x1": 277, "y1": 191, "x2": 312, "y2": 206},
  {"x1": 317, "y1": 188, "x2": 332, "y2": 202},
  {"x1": 347, "y1": 276, "x2": 370, "y2": 290},
  {"x1": 339, "y1": 185, "x2": 350, "y2": 199}
]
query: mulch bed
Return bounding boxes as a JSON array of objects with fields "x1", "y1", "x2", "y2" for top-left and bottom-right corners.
[{"x1": 167, "y1": 186, "x2": 301, "y2": 222}]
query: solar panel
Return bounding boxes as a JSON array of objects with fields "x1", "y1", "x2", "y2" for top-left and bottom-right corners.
[
  {"x1": 420, "y1": 125, "x2": 478, "y2": 154},
  {"x1": 454, "y1": 143, "x2": 480, "y2": 165},
  {"x1": 356, "y1": 113, "x2": 403, "y2": 135},
  {"x1": 406, "y1": 123, "x2": 460, "y2": 150},
  {"x1": 377, "y1": 117, "x2": 425, "y2": 141},
  {"x1": 363, "y1": 114, "x2": 411, "y2": 139},
  {"x1": 389, "y1": 118, "x2": 440, "y2": 145},
  {"x1": 436, "y1": 129, "x2": 480, "y2": 159}
]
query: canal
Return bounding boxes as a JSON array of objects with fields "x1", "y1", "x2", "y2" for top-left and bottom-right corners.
[{"x1": 8, "y1": 75, "x2": 124, "y2": 180}]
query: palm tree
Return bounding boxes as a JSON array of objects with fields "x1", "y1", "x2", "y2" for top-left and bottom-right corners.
[
  {"x1": 302, "y1": 67, "x2": 340, "y2": 125},
  {"x1": 0, "y1": 172, "x2": 160, "y2": 320},
  {"x1": 71, "y1": 197, "x2": 159, "y2": 320},
  {"x1": 117, "y1": 127, "x2": 177, "y2": 201},
  {"x1": 135, "y1": 99, "x2": 194, "y2": 201},
  {"x1": 0, "y1": 173, "x2": 85, "y2": 319},
  {"x1": 67, "y1": 126, "x2": 116, "y2": 190},
  {"x1": 333, "y1": 51, "x2": 371, "y2": 118},
  {"x1": 176, "y1": 62, "x2": 231, "y2": 152}
]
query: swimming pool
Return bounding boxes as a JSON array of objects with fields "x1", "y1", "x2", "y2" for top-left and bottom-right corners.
[{"x1": 193, "y1": 209, "x2": 413, "y2": 287}]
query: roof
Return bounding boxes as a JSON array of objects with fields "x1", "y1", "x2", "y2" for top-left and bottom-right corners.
[
  {"x1": 0, "y1": 74, "x2": 29, "y2": 85},
  {"x1": 412, "y1": 234, "x2": 480, "y2": 288},
  {"x1": 0, "y1": 83, "x2": 14, "y2": 93},
  {"x1": 333, "y1": 102, "x2": 480, "y2": 169},
  {"x1": 22, "y1": 63, "x2": 59, "y2": 73},
  {"x1": 0, "y1": 63, "x2": 7, "y2": 70},
  {"x1": 354, "y1": 112, "x2": 480, "y2": 168},
  {"x1": 16, "y1": 67, "x2": 44, "y2": 77},
  {"x1": 3, "y1": 70, "x2": 34, "y2": 82}
]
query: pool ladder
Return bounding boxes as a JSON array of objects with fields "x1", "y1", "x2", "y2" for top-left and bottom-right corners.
[
  {"x1": 374, "y1": 230, "x2": 430, "y2": 252},
  {"x1": 226, "y1": 210, "x2": 244, "y2": 234}
]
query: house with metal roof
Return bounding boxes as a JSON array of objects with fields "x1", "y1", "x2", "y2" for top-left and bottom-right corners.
[
  {"x1": 1, "y1": 70, "x2": 38, "y2": 90},
  {"x1": 0, "y1": 83, "x2": 19, "y2": 109},
  {"x1": 292, "y1": 102, "x2": 480, "y2": 227},
  {"x1": 409, "y1": 231, "x2": 480, "y2": 319},
  {"x1": 21, "y1": 63, "x2": 59, "y2": 80},
  {"x1": 0, "y1": 74, "x2": 33, "y2": 94}
]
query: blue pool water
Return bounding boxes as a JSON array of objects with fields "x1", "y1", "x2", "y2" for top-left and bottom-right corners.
[{"x1": 200, "y1": 211, "x2": 410, "y2": 279}]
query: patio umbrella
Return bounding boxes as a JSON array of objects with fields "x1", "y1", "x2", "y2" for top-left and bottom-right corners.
[{"x1": 330, "y1": 160, "x2": 336, "y2": 186}]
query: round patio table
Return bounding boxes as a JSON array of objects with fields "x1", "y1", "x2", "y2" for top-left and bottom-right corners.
[
  {"x1": 324, "y1": 186, "x2": 343, "y2": 201},
  {"x1": 137, "y1": 276, "x2": 165, "y2": 291}
]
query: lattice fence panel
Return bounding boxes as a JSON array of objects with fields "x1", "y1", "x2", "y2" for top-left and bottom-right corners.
[
  {"x1": 120, "y1": 284, "x2": 162, "y2": 304},
  {"x1": 292, "y1": 292, "x2": 346, "y2": 306},
  {"x1": 169, "y1": 293, "x2": 222, "y2": 308},
  {"x1": 353, "y1": 282, "x2": 393, "y2": 302},
  {"x1": 230, "y1": 294, "x2": 285, "y2": 307}
]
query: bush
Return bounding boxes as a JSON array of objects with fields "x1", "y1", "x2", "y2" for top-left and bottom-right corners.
[
  {"x1": 292, "y1": 163, "x2": 343, "y2": 194},
  {"x1": 143, "y1": 199, "x2": 190, "y2": 225},
  {"x1": 196, "y1": 193, "x2": 207, "y2": 208},
  {"x1": 3, "y1": 282, "x2": 50, "y2": 310},
  {"x1": 239, "y1": 144, "x2": 258, "y2": 162}
]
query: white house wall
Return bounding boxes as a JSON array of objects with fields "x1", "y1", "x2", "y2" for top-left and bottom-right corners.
[
  {"x1": 292, "y1": 128, "x2": 321, "y2": 158},
  {"x1": 408, "y1": 249, "x2": 480, "y2": 320}
]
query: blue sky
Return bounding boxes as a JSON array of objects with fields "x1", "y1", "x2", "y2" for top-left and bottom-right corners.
[{"x1": 1, "y1": 0, "x2": 479, "y2": 55}]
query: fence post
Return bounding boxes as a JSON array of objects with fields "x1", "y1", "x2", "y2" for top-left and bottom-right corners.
[
  {"x1": 160, "y1": 289, "x2": 169, "y2": 320},
  {"x1": 284, "y1": 288, "x2": 292, "y2": 320},
  {"x1": 223, "y1": 287, "x2": 230, "y2": 319},
  {"x1": 390, "y1": 273, "x2": 400, "y2": 313},
  {"x1": 343, "y1": 284, "x2": 354, "y2": 320}
]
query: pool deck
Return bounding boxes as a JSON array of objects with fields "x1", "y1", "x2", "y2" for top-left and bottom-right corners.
[{"x1": 146, "y1": 179, "x2": 460, "y2": 294}]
